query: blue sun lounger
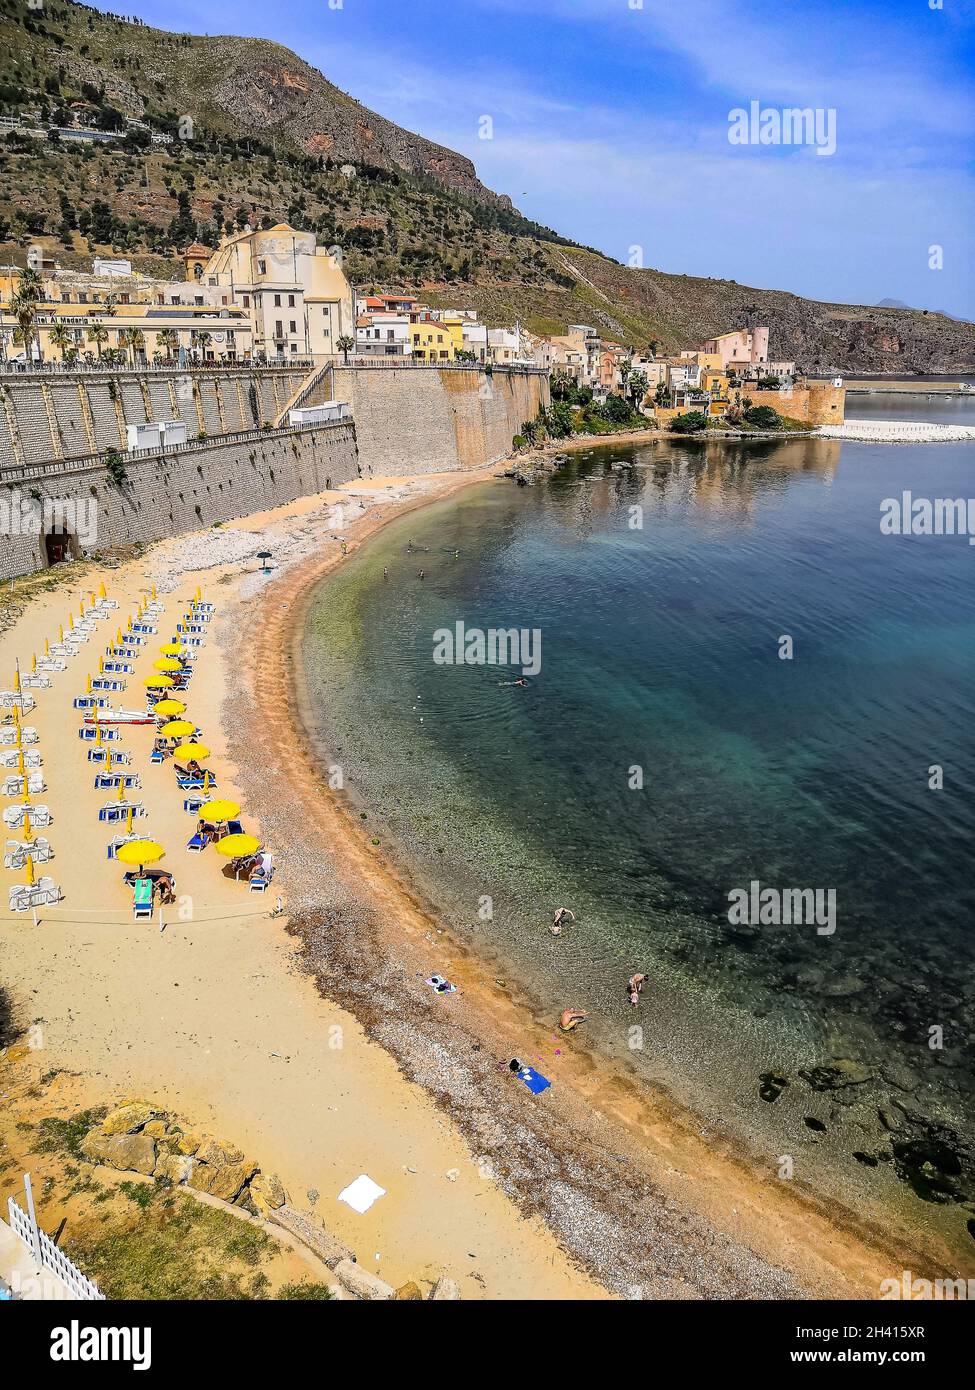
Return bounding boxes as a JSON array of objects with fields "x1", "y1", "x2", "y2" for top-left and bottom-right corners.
[{"x1": 133, "y1": 877, "x2": 153, "y2": 920}]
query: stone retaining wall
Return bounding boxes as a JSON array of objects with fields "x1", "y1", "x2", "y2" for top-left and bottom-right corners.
[{"x1": 0, "y1": 422, "x2": 359, "y2": 579}]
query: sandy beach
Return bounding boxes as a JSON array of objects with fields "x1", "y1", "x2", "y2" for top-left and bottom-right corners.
[{"x1": 0, "y1": 465, "x2": 952, "y2": 1300}]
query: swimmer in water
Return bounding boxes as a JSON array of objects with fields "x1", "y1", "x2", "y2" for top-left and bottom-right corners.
[
  {"x1": 550, "y1": 907, "x2": 575, "y2": 937},
  {"x1": 628, "y1": 973, "x2": 647, "y2": 1007},
  {"x1": 499, "y1": 677, "x2": 529, "y2": 687}
]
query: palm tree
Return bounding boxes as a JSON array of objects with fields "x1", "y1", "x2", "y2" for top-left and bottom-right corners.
[
  {"x1": 87, "y1": 324, "x2": 109, "y2": 360},
  {"x1": 157, "y1": 328, "x2": 179, "y2": 363},
  {"x1": 10, "y1": 267, "x2": 43, "y2": 366},
  {"x1": 195, "y1": 331, "x2": 212, "y2": 362},
  {"x1": 119, "y1": 328, "x2": 145, "y2": 368},
  {"x1": 336, "y1": 334, "x2": 355, "y2": 365},
  {"x1": 49, "y1": 319, "x2": 73, "y2": 363}
]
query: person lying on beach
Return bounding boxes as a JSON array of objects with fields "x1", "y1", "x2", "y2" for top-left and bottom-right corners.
[
  {"x1": 175, "y1": 760, "x2": 203, "y2": 779},
  {"x1": 559, "y1": 1007, "x2": 588, "y2": 1032},
  {"x1": 628, "y1": 973, "x2": 648, "y2": 1007},
  {"x1": 196, "y1": 819, "x2": 217, "y2": 845},
  {"x1": 550, "y1": 907, "x2": 575, "y2": 936},
  {"x1": 248, "y1": 851, "x2": 273, "y2": 882},
  {"x1": 149, "y1": 870, "x2": 176, "y2": 905}
]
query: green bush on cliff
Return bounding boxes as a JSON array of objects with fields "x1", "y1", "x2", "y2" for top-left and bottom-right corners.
[
  {"x1": 743, "y1": 405, "x2": 782, "y2": 429},
  {"x1": 668, "y1": 411, "x2": 708, "y2": 434}
]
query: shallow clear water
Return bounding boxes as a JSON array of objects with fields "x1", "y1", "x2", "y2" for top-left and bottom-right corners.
[{"x1": 302, "y1": 422, "x2": 975, "y2": 1264}]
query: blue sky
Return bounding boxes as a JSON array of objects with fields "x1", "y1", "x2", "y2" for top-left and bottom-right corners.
[{"x1": 129, "y1": 0, "x2": 974, "y2": 318}]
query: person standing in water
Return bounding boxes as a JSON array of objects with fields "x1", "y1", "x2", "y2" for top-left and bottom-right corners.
[
  {"x1": 628, "y1": 973, "x2": 647, "y2": 1006},
  {"x1": 550, "y1": 907, "x2": 575, "y2": 936}
]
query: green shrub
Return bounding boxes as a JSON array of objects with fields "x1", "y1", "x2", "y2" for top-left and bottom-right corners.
[
  {"x1": 668, "y1": 411, "x2": 708, "y2": 434},
  {"x1": 744, "y1": 405, "x2": 782, "y2": 429}
]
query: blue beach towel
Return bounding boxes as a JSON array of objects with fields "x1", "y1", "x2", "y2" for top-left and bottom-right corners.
[{"x1": 518, "y1": 1066, "x2": 551, "y2": 1095}]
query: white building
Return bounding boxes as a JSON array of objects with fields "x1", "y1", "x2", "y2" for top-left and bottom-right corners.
[{"x1": 355, "y1": 313, "x2": 412, "y2": 358}]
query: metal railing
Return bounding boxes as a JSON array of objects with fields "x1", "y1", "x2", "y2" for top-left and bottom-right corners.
[
  {"x1": 0, "y1": 358, "x2": 322, "y2": 379},
  {"x1": 0, "y1": 416, "x2": 355, "y2": 482}
]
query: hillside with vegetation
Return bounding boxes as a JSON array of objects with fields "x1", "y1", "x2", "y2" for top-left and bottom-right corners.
[{"x1": 1, "y1": 0, "x2": 973, "y2": 374}]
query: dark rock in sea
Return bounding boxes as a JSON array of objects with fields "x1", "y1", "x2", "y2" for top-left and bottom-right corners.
[
  {"x1": 878, "y1": 1107, "x2": 905, "y2": 1133},
  {"x1": 967, "y1": 1217, "x2": 975, "y2": 1245},
  {"x1": 880, "y1": 1062, "x2": 923, "y2": 1092},
  {"x1": 853, "y1": 1151, "x2": 879, "y2": 1167},
  {"x1": 758, "y1": 1072, "x2": 789, "y2": 1103},
  {"x1": 804, "y1": 1117, "x2": 827, "y2": 1132},
  {"x1": 891, "y1": 1135, "x2": 966, "y2": 1204},
  {"x1": 799, "y1": 1060, "x2": 874, "y2": 1091}
]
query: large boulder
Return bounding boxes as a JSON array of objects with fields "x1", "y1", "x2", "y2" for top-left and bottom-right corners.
[
  {"x1": 81, "y1": 1130, "x2": 157, "y2": 1175},
  {"x1": 154, "y1": 1151, "x2": 194, "y2": 1185},
  {"x1": 175, "y1": 1131, "x2": 201, "y2": 1156},
  {"x1": 429, "y1": 1276, "x2": 461, "y2": 1301},
  {"x1": 99, "y1": 1102, "x2": 159, "y2": 1137},
  {"x1": 195, "y1": 1137, "x2": 244, "y2": 1168},
  {"x1": 190, "y1": 1157, "x2": 257, "y2": 1202},
  {"x1": 250, "y1": 1171, "x2": 287, "y2": 1216},
  {"x1": 268, "y1": 1205, "x2": 355, "y2": 1270},
  {"x1": 395, "y1": 1282, "x2": 423, "y2": 1301},
  {"x1": 333, "y1": 1259, "x2": 396, "y2": 1301}
]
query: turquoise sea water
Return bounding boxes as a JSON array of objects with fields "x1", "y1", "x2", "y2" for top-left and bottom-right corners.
[{"x1": 302, "y1": 417, "x2": 975, "y2": 1263}]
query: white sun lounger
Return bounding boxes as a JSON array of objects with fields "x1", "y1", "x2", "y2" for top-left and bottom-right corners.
[
  {"x1": 4, "y1": 838, "x2": 52, "y2": 869},
  {"x1": 3, "y1": 773, "x2": 45, "y2": 797},
  {"x1": 0, "y1": 693, "x2": 36, "y2": 712},
  {"x1": 0, "y1": 750, "x2": 41, "y2": 769},
  {"x1": 0, "y1": 726, "x2": 38, "y2": 746},
  {"x1": 9, "y1": 877, "x2": 61, "y2": 912},
  {"x1": 3, "y1": 804, "x2": 51, "y2": 829}
]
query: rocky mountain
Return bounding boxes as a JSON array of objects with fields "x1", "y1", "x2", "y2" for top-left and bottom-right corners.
[{"x1": 1, "y1": 0, "x2": 973, "y2": 375}]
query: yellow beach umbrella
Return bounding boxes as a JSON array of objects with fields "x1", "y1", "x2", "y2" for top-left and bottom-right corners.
[
  {"x1": 44, "y1": 638, "x2": 49, "y2": 657},
  {"x1": 58, "y1": 624, "x2": 64, "y2": 642},
  {"x1": 151, "y1": 584, "x2": 157, "y2": 600},
  {"x1": 99, "y1": 582, "x2": 107, "y2": 599},
  {"x1": 158, "y1": 720, "x2": 195, "y2": 739},
  {"x1": 115, "y1": 840, "x2": 165, "y2": 869},
  {"x1": 79, "y1": 600, "x2": 85, "y2": 618},
  {"x1": 30, "y1": 654, "x2": 37, "y2": 674},
  {"x1": 17, "y1": 749, "x2": 25, "y2": 775},
  {"x1": 13, "y1": 667, "x2": 20, "y2": 693},
  {"x1": 86, "y1": 674, "x2": 92, "y2": 694},
  {"x1": 22, "y1": 810, "x2": 33, "y2": 843},
  {"x1": 154, "y1": 658, "x2": 183, "y2": 673},
  {"x1": 69, "y1": 613, "x2": 74, "y2": 631},
  {"x1": 174, "y1": 742, "x2": 209, "y2": 761},
  {"x1": 159, "y1": 643, "x2": 182, "y2": 656},
  {"x1": 216, "y1": 834, "x2": 261, "y2": 859},
  {"x1": 126, "y1": 806, "x2": 135, "y2": 835},
  {"x1": 98, "y1": 656, "x2": 105, "y2": 674},
  {"x1": 153, "y1": 699, "x2": 186, "y2": 718},
  {"x1": 198, "y1": 799, "x2": 240, "y2": 824},
  {"x1": 23, "y1": 853, "x2": 34, "y2": 888},
  {"x1": 145, "y1": 675, "x2": 174, "y2": 689}
]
